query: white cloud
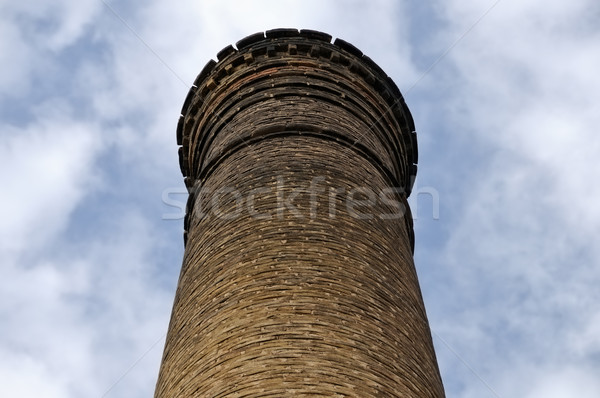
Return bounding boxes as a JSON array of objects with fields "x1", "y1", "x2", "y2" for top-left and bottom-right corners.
[
  {"x1": 0, "y1": 0, "x2": 102, "y2": 97},
  {"x1": 0, "y1": 260, "x2": 95, "y2": 396},
  {"x1": 0, "y1": 210, "x2": 172, "y2": 397},
  {"x1": 422, "y1": 0, "x2": 600, "y2": 395},
  {"x1": 525, "y1": 367, "x2": 600, "y2": 398},
  {"x1": 0, "y1": 21, "x2": 35, "y2": 96},
  {"x1": 0, "y1": 102, "x2": 102, "y2": 253},
  {"x1": 0, "y1": 0, "x2": 101, "y2": 50},
  {"x1": 0, "y1": 351, "x2": 68, "y2": 398}
]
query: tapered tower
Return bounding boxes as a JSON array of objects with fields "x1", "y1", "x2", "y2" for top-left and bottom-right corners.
[{"x1": 155, "y1": 29, "x2": 444, "y2": 397}]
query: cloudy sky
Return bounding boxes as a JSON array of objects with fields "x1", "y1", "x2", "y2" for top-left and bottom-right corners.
[{"x1": 1, "y1": 0, "x2": 599, "y2": 396}]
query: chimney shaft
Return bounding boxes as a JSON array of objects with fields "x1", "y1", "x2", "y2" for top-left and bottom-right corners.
[{"x1": 155, "y1": 29, "x2": 444, "y2": 397}]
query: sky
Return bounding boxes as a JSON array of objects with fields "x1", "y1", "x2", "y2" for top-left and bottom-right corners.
[{"x1": 1, "y1": 0, "x2": 599, "y2": 397}]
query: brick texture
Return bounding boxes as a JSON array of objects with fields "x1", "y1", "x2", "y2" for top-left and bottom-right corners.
[{"x1": 155, "y1": 29, "x2": 445, "y2": 397}]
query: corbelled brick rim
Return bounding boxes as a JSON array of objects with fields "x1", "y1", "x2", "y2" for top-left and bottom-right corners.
[{"x1": 176, "y1": 28, "x2": 418, "y2": 195}]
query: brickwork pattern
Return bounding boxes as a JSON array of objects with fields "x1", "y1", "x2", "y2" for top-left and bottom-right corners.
[{"x1": 155, "y1": 29, "x2": 445, "y2": 397}]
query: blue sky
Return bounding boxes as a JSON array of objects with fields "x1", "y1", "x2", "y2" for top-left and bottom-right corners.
[{"x1": 1, "y1": 0, "x2": 599, "y2": 396}]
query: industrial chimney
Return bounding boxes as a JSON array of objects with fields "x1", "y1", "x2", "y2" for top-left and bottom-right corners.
[{"x1": 155, "y1": 28, "x2": 445, "y2": 397}]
